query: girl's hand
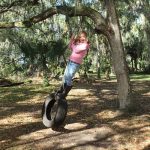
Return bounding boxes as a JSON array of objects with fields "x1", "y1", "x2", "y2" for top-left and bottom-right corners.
[{"x1": 71, "y1": 34, "x2": 75, "y2": 40}]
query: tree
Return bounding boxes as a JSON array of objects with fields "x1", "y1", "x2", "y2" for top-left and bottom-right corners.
[
  {"x1": 115, "y1": 0, "x2": 150, "y2": 70},
  {"x1": 105, "y1": 0, "x2": 131, "y2": 109},
  {"x1": 0, "y1": 0, "x2": 131, "y2": 109}
]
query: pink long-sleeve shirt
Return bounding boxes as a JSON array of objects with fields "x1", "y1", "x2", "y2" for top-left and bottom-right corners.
[{"x1": 69, "y1": 40, "x2": 90, "y2": 64}]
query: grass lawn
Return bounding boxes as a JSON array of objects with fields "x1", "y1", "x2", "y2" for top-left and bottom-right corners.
[
  {"x1": 106, "y1": 73, "x2": 150, "y2": 81},
  {"x1": 129, "y1": 74, "x2": 150, "y2": 81}
]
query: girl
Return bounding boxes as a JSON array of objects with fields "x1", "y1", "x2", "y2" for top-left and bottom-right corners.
[{"x1": 56, "y1": 31, "x2": 90, "y2": 99}]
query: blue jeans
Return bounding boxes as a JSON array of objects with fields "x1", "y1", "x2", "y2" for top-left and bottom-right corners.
[{"x1": 63, "y1": 60, "x2": 80, "y2": 86}]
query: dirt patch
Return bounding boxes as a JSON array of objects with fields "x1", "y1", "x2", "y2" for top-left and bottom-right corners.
[{"x1": 0, "y1": 80, "x2": 150, "y2": 150}]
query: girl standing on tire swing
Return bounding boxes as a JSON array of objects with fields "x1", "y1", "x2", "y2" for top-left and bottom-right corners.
[{"x1": 56, "y1": 31, "x2": 90, "y2": 99}]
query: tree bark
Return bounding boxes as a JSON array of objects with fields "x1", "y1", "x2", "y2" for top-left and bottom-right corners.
[
  {"x1": 106, "y1": 0, "x2": 131, "y2": 109},
  {"x1": 144, "y1": 18, "x2": 150, "y2": 66},
  {"x1": 142, "y1": 0, "x2": 150, "y2": 66}
]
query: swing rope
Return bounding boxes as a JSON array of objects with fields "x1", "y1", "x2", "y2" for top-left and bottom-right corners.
[
  {"x1": 61, "y1": 14, "x2": 80, "y2": 67},
  {"x1": 57, "y1": 2, "x2": 84, "y2": 67}
]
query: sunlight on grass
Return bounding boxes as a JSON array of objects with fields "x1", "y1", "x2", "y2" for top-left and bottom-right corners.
[
  {"x1": 65, "y1": 122, "x2": 88, "y2": 130},
  {"x1": 130, "y1": 74, "x2": 150, "y2": 81},
  {"x1": 109, "y1": 74, "x2": 150, "y2": 81}
]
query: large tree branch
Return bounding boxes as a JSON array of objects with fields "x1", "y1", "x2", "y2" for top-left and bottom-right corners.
[
  {"x1": 0, "y1": 5, "x2": 109, "y2": 34},
  {"x1": 0, "y1": 0, "x2": 40, "y2": 14}
]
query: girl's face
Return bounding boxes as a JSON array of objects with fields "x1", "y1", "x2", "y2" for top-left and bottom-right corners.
[{"x1": 79, "y1": 33, "x2": 87, "y2": 43}]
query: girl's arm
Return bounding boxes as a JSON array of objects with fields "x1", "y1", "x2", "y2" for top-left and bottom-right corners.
[
  {"x1": 75, "y1": 42, "x2": 90, "y2": 53},
  {"x1": 69, "y1": 35, "x2": 75, "y2": 49}
]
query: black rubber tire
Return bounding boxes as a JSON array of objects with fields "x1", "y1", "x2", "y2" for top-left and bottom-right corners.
[
  {"x1": 42, "y1": 94, "x2": 56, "y2": 127},
  {"x1": 42, "y1": 94, "x2": 68, "y2": 128},
  {"x1": 54, "y1": 99, "x2": 68, "y2": 127}
]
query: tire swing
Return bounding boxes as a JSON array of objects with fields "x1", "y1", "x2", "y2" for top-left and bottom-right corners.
[
  {"x1": 42, "y1": 16, "x2": 78, "y2": 128},
  {"x1": 42, "y1": 93, "x2": 68, "y2": 128}
]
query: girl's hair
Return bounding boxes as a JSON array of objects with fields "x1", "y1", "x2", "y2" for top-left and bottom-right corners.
[
  {"x1": 73, "y1": 31, "x2": 88, "y2": 45},
  {"x1": 73, "y1": 36, "x2": 80, "y2": 44},
  {"x1": 80, "y1": 31, "x2": 87, "y2": 37}
]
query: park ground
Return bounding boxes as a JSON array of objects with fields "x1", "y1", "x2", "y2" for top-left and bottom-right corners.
[{"x1": 0, "y1": 74, "x2": 150, "y2": 150}]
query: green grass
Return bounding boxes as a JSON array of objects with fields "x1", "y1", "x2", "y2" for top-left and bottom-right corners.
[
  {"x1": 88, "y1": 72, "x2": 150, "y2": 81},
  {"x1": 129, "y1": 74, "x2": 150, "y2": 81},
  {"x1": 109, "y1": 73, "x2": 150, "y2": 81},
  {"x1": 0, "y1": 84, "x2": 55, "y2": 103},
  {"x1": 0, "y1": 73, "x2": 149, "y2": 104}
]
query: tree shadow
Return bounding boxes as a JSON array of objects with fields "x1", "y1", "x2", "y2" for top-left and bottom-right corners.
[
  {"x1": 0, "y1": 84, "x2": 53, "y2": 103},
  {"x1": 0, "y1": 80, "x2": 150, "y2": 149},
  {"x1": 0, "y1": 84, "x2": 55, "y2": 119},
  {"x1": 143, "y1": 144, "x2": 150, "y2": 150}
]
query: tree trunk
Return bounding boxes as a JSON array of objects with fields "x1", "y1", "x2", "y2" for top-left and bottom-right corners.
[
  {"x1": 95, "y1": 34, "x2": 101, "y2": 79},
  {"x1": 131, "y1": 58, "x2": 134, "y2": 71},
  {"x1": 143, "y1": 0, "x2": 150, "y2": 66},
  {"x1": 106, "y1": 0, "x2": 131, "y2": 109}
]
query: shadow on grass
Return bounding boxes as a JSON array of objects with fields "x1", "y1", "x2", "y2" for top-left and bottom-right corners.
[
  {"x1": 66, "y1": 81, "x2": 150, "y2": 126},
  {"x1": 0, "y1": 80, "x2": 150, "y2": 149},
  {"x1": 0, "y1": 84, "x2": 54, "y2": 103},
  {"x1": 0, "y1": 84, "x2": 56, "y2": 120}
]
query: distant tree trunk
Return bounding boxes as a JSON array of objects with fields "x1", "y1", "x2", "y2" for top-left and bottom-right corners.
[
  {"x1": 144, "y1": 26, "x2": 150, "y2": 66},
  {"x1": 36, "y1": 69, "x2": 42, "y2": 77},
  {"x1": 95, "y1": 34, "x2": 101, "y2": 79},
  {"x1": 106, "y1": 0, "x2": 131, "y2": 109},
  {"x1": 134, "y1": 57, "x2": 138, "y2": 71},
  {"x1": 42, "y1": 55, "x2": 48, "y2": 72},
  {"x1": 131, "y1": 58, "x2": 134, "y2": 71},
  {"x1": 27, "y1": 64, "x2": 34, "y2": 76}
]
